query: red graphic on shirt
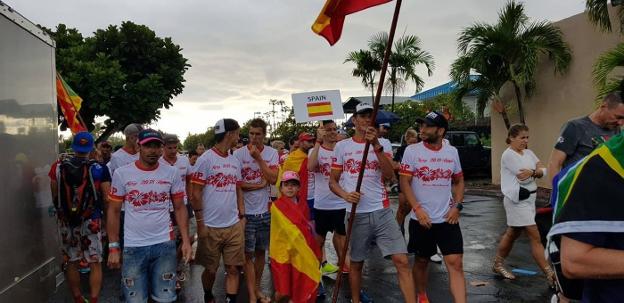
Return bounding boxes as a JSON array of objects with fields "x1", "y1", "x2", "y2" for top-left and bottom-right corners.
[
  {"x1": 206, "y1": 173, "x2": 238, "y2": 188},
  {"x1": 241, "y1": 167, "x2": 261, "y2": 182},
  {"x1": 127, "y1": 189, "x2": 170, "y2": 208},
  {"x1": 319, "y1": 162, "x2": 331, "y2": 176},
  {"x1": 344, "y1": 159, "x2": 380, "y2": 174},
  {"x1": 415, "y1": 166, "x2": 453, "y2": 182}
]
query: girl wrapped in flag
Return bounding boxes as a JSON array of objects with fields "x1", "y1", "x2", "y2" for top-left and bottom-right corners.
[{"x1": 270, "y1": 171, "x2": 321, "y2": 302}]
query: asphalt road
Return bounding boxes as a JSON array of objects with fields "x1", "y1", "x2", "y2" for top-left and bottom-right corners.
[{"x1": 49, "y1": 194, "x2": 554, "y2": 302}]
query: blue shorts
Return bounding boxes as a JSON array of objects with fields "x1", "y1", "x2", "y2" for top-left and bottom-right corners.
[
  {"x1": 122, "y1": 240, "x2": 177, "y2": 303},
  {"x1": 244, "y1": 212, "x2": 271, "y2": 253},
  {"x1": 307, "y1": 199, "x2": 315, "y2": 220}
]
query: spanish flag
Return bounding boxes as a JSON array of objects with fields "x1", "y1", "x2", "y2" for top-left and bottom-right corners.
[
  {"x1": 307, "y1": 101, "x2": 333, "y2": 117},
  {"x1": 312, "y1": 0, "x2": 393, "y2": 45},
  {"x1": 270, "y1": 196, "x2": 321, "y2": 302},
  {"x1": 56, "y1": 73, "x2": 86, "y2": 134}
]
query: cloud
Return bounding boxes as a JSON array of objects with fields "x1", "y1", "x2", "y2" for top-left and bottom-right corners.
[{"x1": 7, "y1": 0, "x2": 585, "y2": 140}]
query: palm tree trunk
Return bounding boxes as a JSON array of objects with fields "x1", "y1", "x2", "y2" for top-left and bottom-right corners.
[
  {"x1": 512, "y1": 81, "x2": 526, "y2": 125},
  {"x1": 370, "y1": 76, "x2": 375, "y2": 101}
]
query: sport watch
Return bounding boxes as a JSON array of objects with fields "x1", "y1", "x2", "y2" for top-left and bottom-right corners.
[{"x1": 455, "y1": 203, "x2": 464, "y2": 211}]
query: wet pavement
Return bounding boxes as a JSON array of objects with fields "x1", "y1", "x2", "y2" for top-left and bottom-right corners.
[{"x1": 49, "y1": 194, "x2": 554, "y2": 302}]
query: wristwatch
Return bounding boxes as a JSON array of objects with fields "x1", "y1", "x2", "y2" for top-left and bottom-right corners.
[{"x1": 454, "y1": 203, "x2": 464, "y2": 211}]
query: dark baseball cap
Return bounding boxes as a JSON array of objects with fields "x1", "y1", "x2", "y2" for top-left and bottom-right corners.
[
  {"x1": 138, "y1": 129, "x2": 164, "y2": 145},
  {"x1": 71, "y1": 131, "x2": 94, "y2": 153},
  {"x1": 416, "y1": 111, "x2": 448, "y2": 130},
  {"x1": 162, "y1": 134, "x2": 179, "y2": 145}
]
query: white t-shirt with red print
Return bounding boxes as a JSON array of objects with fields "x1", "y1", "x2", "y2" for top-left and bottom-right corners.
[
  {"x1": 332, "y1": 137, "x2": 393, "y2": 213},
  {"x1": 191, "y1": 148, "x2": 242, "y2": 228},
  {"x1": 159, "y1": 155, "x2": 191, "y2": 204},
  {"x1": 109, "y1": 161, "x2": 185, "y2": 247},
  {"x1": 107, "y1": 147, "x2": 139, "y2": 176},
  {"x1": 233, "y1": 145, "x2": 278, "y2": 215},
  {"x1": 400, "y1": 142, "x2": 463, "y2": 223},
  {"x1": 311, "y1": 146, "x2": 346, "y2": 210}
]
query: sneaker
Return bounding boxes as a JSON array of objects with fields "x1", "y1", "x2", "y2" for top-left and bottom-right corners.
[
  {"x1": 359, "y1": 290, "x2": 373, "y2": 303},
  {"x1": 321, "y1": 261, "x2": 339, "y2": 275},
  {"x1": 317, "y1": 281, "x2": 326, "y2": 297},
  {"x1": 430, "y1": 253, "x2": 442, "y2": 263}
]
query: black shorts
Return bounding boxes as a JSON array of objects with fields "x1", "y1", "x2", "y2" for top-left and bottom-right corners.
[
  {"x1": 408, "y1": 220, "x2": 463, "y2": 258},
  {"x1": 313, "y1": 208, "x2": 346, "y2": 236}
]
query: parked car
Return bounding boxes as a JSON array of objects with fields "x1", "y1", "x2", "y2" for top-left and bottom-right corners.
[{"x1": 445, "y1": 131, "x2": 491, "y2": 177}]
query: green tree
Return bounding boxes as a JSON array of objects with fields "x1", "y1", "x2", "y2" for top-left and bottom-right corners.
[
  {"x1": 369, "y1": 32, "x2": 435, "y2": 111},
  {"x1": 452, "y1": 1, "x2": 571, "y2": 126},
  {"x1": 586, "y1": 0, "x2": 624, "y2": 33},
  {"x1": 183, "y1": 129, "x2": 216, "y2": 152},
  {"x1": 46, "y1": 22, "x2": 190, "y2": 142},
  {"x1": 593, "y1": 42, "x2": 624, "y2": 99},
  {"x1": 271, "y1": 109, "x2": 316, "y2": 143},
  {"x1": 387, "y1": 94, "x2": 475, "y2": 142},
  {"x1": 344, "y1": 49, "x2": 381, "y2": 100}
]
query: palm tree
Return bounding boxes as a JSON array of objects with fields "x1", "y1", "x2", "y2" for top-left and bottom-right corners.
[
  {"x1": 369, "y1": 32, "x2": 434, "y2": 111},
  {"x1": 593, "y1": 42, "x2": 624, "y2": 98},
  {"x1": 344, "y1": 49, "x2": 380, "y2": 100},
  {"x1": 586, "y1": 0, "x2": 624, "y2": 33},
  {"x1": 452, "y1": 0, "x2": 571, "y2": 126}
]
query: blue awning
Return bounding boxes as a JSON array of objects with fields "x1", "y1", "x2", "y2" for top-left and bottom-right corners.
[{"x1": 410, "y1": 75, "x2": 480, "y2": 101}]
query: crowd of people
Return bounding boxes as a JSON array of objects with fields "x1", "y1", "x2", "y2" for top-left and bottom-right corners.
[{"x1": 48, "y1": 90, "x2": 624, "y2": 303}]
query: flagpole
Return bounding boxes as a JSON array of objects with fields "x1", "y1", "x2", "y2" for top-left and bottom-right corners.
[{"x1": 331, "y1": 0, "x2": 404, "y2": 301}]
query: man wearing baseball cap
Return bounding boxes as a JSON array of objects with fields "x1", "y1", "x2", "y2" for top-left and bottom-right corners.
[
  {"x1": 190, "y1": 119, "x2": 245, "y2": 303},
  {"x1": 49, "y1": 131, "x2": 111, "y2": 303},
  {"x1": 401, "y1": 111, "x2": 466, "y2": 302},
  {"x1": 330, "y1": 103, "x2": 416, "y2": 303},
  {"x1": 107, "y1": 129, "x2": 191, "y2": 303}
]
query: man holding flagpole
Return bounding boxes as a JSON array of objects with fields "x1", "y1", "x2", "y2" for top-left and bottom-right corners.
[{"x1": 330, "y1": 103, "x2": 416, "y2": 303}]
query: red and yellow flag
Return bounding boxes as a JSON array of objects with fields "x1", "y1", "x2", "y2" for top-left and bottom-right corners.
[
  {"x1": 276, "y1": 149, "x2": 311, "y2": 220},
  {"x1": 270, "y1": 196, "x2": 321, "y2": 302},
  {"x1": 307, "y1": 101, "x2": 333, "y2": 117},
  {"x1": 56, "y1": 73, "x2": 86, "y2": 134},
  {"x1": 312, "y1": 0, "x2": 393, "y2": 45}
]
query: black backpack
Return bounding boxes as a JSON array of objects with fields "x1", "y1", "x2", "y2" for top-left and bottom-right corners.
[{"x1": 57, "y1": 157, "x2": 101, "y2": 227}]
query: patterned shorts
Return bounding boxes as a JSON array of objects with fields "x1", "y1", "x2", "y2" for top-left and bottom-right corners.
[{"x1": 58, "y1": 218, "x2": 103, "y2": 263}]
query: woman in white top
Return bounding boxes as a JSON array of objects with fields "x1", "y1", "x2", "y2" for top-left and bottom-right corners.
[{"x1": 493, "y1": 124, "x2": 555, "y2": 286}]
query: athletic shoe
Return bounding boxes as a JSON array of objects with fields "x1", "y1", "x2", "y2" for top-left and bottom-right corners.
[
  {"x1": 359, "y1": 290, "x2": 374, "y2": 303},
  {"x1": 321, "y1": 261, "x2": 339, "y2": 275},
  {"x1": 317, "y1": 281, "x2": 326, "y2": 298}
]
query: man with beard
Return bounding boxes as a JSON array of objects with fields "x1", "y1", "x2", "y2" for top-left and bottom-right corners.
[
  {"x1": 400, "y1": 111, "x2": 465, "y2": 303},
  {"x1": 308, "y1": 120, "x2": 349, "y2": 275},
  {"x1": 191, "y1": 119, "x2": 245, "y2": 303},
  {"x1": 330, "y1": 103, "x2": 415, "y2": 303},
  {"x1": 233, "y1": 118, "x2": 278, "y2": 303},
  {"x1": 107, "y1": 129, "x2": 191, "y2": 303},
  {"x1": 107, "y1": 124, "x2": 143, "y2": 176}
]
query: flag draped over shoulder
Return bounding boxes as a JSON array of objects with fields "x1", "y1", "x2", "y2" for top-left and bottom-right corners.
[
  {"x1": 276, "y1": 149, "x2": 311, "y2": 220},
  {"x1": 547, "y1": 132, "x2": 624, "y2": 240},
  {"x1": 270, "y1": 196, "x2": 321, "y2": 302},
  {"x1": 312, "y1": 0, "x2": 392, "y2": 45},
  {"x1": 56, "y1": 73, "x2": 86, "y2": 134}
]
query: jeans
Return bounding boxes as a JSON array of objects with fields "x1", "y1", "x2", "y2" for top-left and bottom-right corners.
[{"x1": 122, "y1": 240, "x2": 177, "y2": 303}]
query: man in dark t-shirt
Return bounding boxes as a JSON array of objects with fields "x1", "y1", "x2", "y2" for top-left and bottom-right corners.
[{"x1": 548, "y1": 92, "x2": 624, "y2": 177}]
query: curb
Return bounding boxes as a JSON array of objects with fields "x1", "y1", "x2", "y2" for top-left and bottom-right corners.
[{"x1": 465, "y1": 189, "x2": 502, "y2": 198}]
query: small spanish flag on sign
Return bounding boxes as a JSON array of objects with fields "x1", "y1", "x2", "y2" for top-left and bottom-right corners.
[{"x1": 307, "y1": 101, "x2": 333, "y2": 117}]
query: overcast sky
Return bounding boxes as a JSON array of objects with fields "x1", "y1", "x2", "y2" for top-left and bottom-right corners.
[{"x1": 9, "y1": 0, "x2": 586, "y2": 139}]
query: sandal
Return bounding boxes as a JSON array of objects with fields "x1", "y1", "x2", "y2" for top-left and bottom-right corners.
[{"x1": 492, "y1": 255, "x2": 516, "y2": 279}]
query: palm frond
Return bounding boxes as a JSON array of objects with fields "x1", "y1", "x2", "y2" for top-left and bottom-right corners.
[
  {"x1": 586, "y1": 0, "x2": 612, "y2": 32},
  {"x1": 593, "y1": 42, "x2": 624, "y2": 96}
]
